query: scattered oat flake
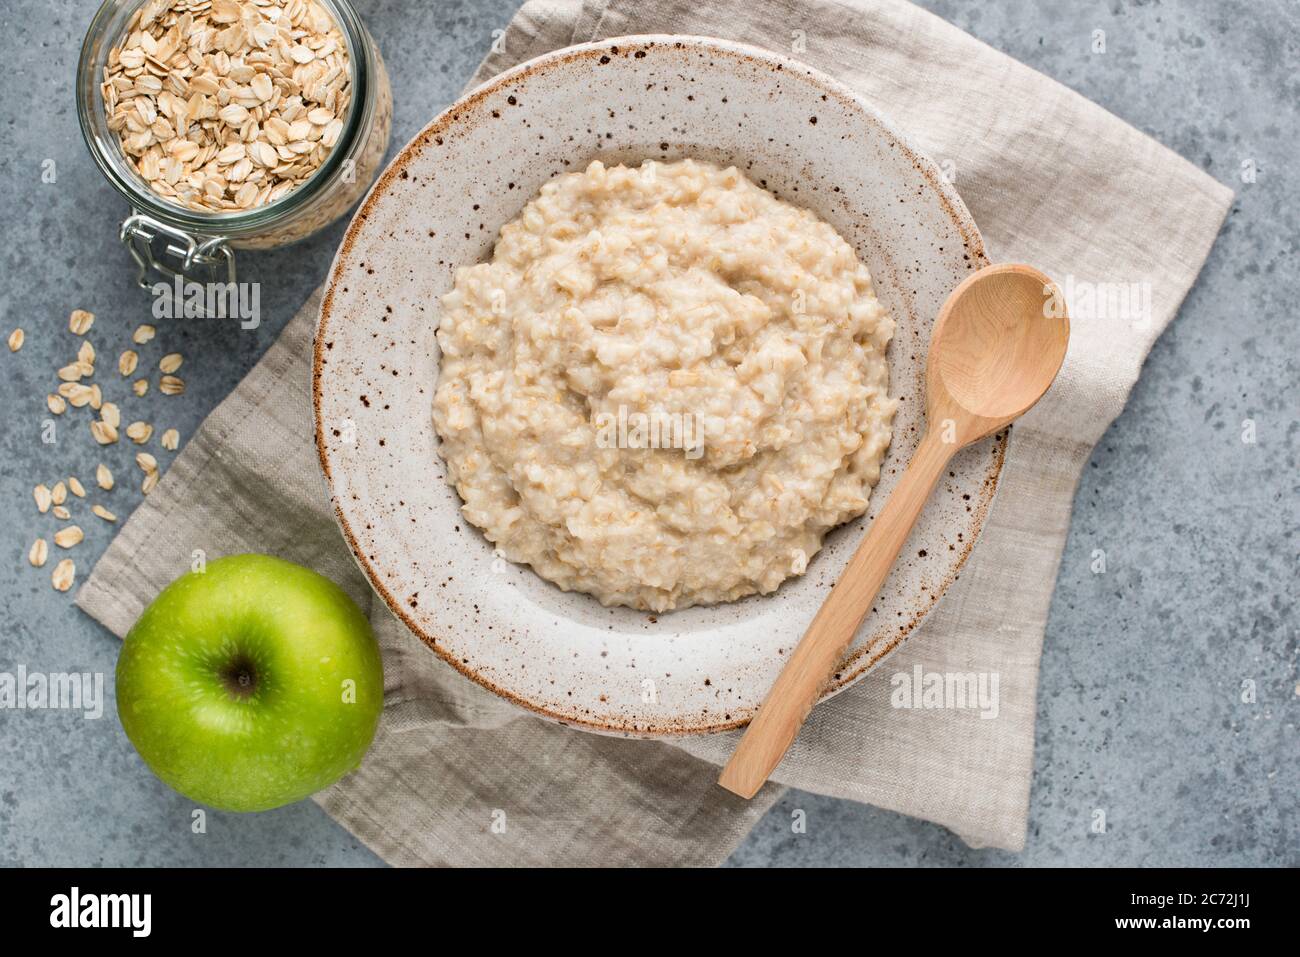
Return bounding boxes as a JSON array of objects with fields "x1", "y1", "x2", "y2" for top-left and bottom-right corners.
[
  {"x1": 52, "y1": 559, "x2": 75, "y2": 592},
  {"x1": 91, "y1": 420, "x2": 119, "y2": 445},
  {"x1": 58, "y1": 363, "x2": 84, "y2": 382},
  {"x1": 92, "y1": 504, "x2": 117, "y2": 523},
  {"x1": 34, "y1": 484, "x2": 52, "y2": 513},
  {"x1": 69, "y1": 310, "x2": 94, "y2": 335},
  {"x1": 78, "y1": 340, "x2": 96, "y2": 365},
  {"x1": 101, "y1": 402, "x2": 121, "y2": 429},
  {"x1": 7, "y1": 329, "x2": 23, "y2": 352},
  {"x1": 68, "y1": 477, "x2": 86, "y2": 498},
  {"x1": 66, "y1": 384, "x2": 95, "y2": 408},
  {"x1": 133, "y1": 379, "x2": 149, "y2": 397},
  {"x1": 159, "y1": 353, "x2": 183, "y2": 374},
  {"x1": 142, "y1": 471, "x2": 159, "y2": 496},
  {"x1": 54, "y1": 525, "x2": 84, "y2": 549},
  {"x1": 127, "y1": 421, "x2": 154, "y2": 444},
  {"x1": 160, "y1": 375, "x2": 185, "y2": 395},
  {"x1": 119, "y1": 350, "x2": 139, "y2": 376},
  {"x1": 89, "y1": 384, "x2": 103, "y2": 410},
  {"x1": 51, "y1": 481, "x2": 68, "y2": 506},
  {"x1": 29, "y1": 538, "x2": 48, "y2": 568},
  {"x1": 133, "y1": 324, "x2": 156, "y2": 345},
  {"x1": 52, "y1": 505, "x2": 72, "y2": 520},
  {"x1": 137, "y1": 452, "x2": 159, "y2": 473},
  {"x1": 161, "y1": 428, "x2": 180, "y2": 450},
  {"x1": 47, "y1": 394, "x2": 67, "y2": 415},
  {"x1": 97, "y1": 463, "x2": 114, "y2": 490}
]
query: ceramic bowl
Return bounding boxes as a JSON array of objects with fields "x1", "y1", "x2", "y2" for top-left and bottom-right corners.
[{"x1": 314, "y1": 35, "x2": 1000, "y2": 736}]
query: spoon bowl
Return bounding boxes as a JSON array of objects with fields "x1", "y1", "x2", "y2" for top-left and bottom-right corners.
[{"x1": 929, "y1": 263, "x2": 1070, "y2": 437}]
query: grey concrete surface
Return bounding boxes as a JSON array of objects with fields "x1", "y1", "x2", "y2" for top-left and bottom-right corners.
[{"x1": 0, "y1": 0, "x2": 1294, "y2": 867}]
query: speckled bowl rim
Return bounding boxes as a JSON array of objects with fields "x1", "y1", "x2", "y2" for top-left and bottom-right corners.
[{"x1": 314, "y1": 35, "x2": 1001, "y2": 736}]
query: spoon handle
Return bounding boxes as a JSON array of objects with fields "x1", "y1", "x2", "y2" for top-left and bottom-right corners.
[{"x1": 718, "y1": 429, "x2": 956, "y2": 798}]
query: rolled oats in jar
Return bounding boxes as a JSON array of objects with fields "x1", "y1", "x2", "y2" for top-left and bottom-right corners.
[{"x1": 78, "y1": 0, "x2": 392, "y2": 284}]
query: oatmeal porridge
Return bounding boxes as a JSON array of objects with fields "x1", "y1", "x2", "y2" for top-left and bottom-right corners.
[{"x1": 432, "y1": 158, "x2": 896, "y2": 612}]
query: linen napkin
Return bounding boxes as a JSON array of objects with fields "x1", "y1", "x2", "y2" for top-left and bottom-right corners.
[{"x1": 78, "y1": 0, "x2": 1233, "y2": 863}]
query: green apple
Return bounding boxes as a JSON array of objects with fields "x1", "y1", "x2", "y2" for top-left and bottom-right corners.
[{"x1": 116, "y1": 554, "x2": 383, "y2": 812}]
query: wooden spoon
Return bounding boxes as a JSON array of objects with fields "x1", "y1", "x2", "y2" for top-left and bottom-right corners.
[{"x1": 718, "y1": 262, "x2": 1070, "y2": 799}]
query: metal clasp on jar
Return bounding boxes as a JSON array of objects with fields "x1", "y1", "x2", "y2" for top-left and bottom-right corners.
[{"x1": 120, "y1": 212, "x2": 236, "y2": 289}]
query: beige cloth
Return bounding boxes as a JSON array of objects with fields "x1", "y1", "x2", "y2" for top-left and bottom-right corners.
[{"x1": 78, "y1": 0, "x2": 1232, "y2": 863}]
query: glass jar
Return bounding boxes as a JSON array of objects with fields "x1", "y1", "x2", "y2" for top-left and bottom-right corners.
[{"x1": 77, "y1": 0, "x2": 392, "y2": 286}]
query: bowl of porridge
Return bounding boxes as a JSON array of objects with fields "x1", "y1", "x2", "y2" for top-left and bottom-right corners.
[
  {"x1": 433, "y1": 157, "x2": 897, "y2": 612},
  {"x1": 314, "y1": 36, "x2": 1001, "y2": 735}
]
